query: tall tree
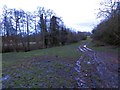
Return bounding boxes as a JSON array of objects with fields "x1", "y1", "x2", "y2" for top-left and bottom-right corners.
[
  {"x1": 25, "y1": 12, "x2": 30, "y2": 51},
  {"x1": 1, "y1": 6, "x2": 16, "y2": 52},
  {"x1": 92, "y1": 0, "x2": 120, "y2": 45},
  {"x1": 50, "y1": 16, "x2": 60, "y2": 46},
  {"x1": 37, "y1": 7, "x2": 52, "y2": 48},
  {"x1": 40, "y1": 14, "x2": 48, "y2": 48}
]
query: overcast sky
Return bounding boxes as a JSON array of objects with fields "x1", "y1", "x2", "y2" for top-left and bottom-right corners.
[{"x1": 0, "y1": 0, "x2": 102, "y2": 32}]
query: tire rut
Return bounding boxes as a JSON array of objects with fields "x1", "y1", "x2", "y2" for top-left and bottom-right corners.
[{"x1": 74, "y1": 44, "x2": 118, "y2": 88}]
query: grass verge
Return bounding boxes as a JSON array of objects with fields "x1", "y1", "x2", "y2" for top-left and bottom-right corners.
[
  {"x1": 2, "y1": 42, "x2": 82, "y2": 68},
  {"x1": 2, "y1": 42, "x2": 83, "y2": 88}
]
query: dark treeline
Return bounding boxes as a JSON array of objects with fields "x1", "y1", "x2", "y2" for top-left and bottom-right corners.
[
  {"x1": 1, "y1": 6, "x2": 87, "y2": 53},
  {"x1": 92, "y1": 1, "x2": 120, "y2": 46}
]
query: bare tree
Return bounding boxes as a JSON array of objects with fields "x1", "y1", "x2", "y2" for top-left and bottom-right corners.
[
  {"x1": 37, "y1": 7, "x2": 50, "y2": 48},
  {"x1": 92, "y1": 0, "x2": 120, "y2": 45},
  {"x1": 98, "y1": 0, "x2": 120, "y2": 39},
  {"x1": 32, "y1": 11, "x2": 40, "y2": 49},
  {"x1": 97, "y1": 0, "x2": 119, "y2": 19},
  {"x1": 26, "y1": 12, "x2": 30, "y2": 51},
  {"x1": 1, "y1": 6, "x2": 16, "y2": 52}
]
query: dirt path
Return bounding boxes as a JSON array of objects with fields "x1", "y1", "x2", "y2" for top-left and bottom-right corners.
[
  {"x1": 2, "y1": 43, "x2": 118, "y2": 88},
  {"x1": 74, "y1": 44, "x2": 118, "y2": 88}
]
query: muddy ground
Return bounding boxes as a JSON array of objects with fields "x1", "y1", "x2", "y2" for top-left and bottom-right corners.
[
  {"x1": 2, "y1": 45, "x2": 119, "y2": 88},
  {"x1": 74, "y1": 44, "x2": 119, "y2": 88},
  {"x1": 2, "y1": 56, "x2": 79, "y2": 88}
]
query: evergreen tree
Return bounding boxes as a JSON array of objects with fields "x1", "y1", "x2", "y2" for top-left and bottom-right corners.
[{"x1": 50, "y1": 16, "x2": 59, "y2": 46}]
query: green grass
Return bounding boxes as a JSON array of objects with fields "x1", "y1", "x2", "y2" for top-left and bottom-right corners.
[
  {"x1": 82, "y1": 37, "x2": 119, "y2": 54},
  {"x1": 2, "y1": 42, "x2": 82, "y2": 88},
  {"x1": 3, "y1": 38, "x2": 118, "y2": 68},
  {"x1": 2, "y1": 39, "x2": 119, "y2": 88},
  {"x1": 87, "y1": 41, "x2": 119, "y2": 53},
  {"x1": 91, "y1": 46, "x2": 118, "y2": 53},
  {"x1": 2, "y1": 42, "x2": 82, "y2": 68}
]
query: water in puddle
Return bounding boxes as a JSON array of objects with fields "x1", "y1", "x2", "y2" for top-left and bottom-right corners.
[
  {"x1": 75, "y1": 45, "x2": 98, "y2": 88},
  {"x1": 76, "y1": 45, "x2": 119, "y2": 88},
  {"x1": 0, "y1": 75, "x2": 10, "y2": 81},
  {"x1": 74, "y1": 55, "x2": 88, "y2": 88}
]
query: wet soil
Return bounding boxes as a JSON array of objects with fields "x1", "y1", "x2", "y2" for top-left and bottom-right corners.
[
  {"x1": 74, "y1": 44, "x2": 119, "y2": 88},
  {"x1": 2, "y1": 44, "x2": 119, "y2": 88},
  {"x1": 2, "y1": 56, "x2": 78, "y2": 88}
]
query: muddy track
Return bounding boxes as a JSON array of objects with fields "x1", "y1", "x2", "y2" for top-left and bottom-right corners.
[
  {"x1": 74, "y1": 44, "x2": 118, "y2": 88},
  {"x1": 1, "y1": 43, "x2": 118, "y2": 88}
]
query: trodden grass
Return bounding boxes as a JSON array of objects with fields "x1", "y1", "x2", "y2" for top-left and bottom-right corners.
[
  {"x1": 2, "y1": 42, "x2": 82, "y2": 68},
  {"x1": 2, "y1": 42, "x2": 83, "y2": 88},
  {"x1": 2, "y1": 39, "x2": 119, "y2": 88}
]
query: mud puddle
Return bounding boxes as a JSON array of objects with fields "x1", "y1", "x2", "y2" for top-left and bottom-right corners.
[{"x1": 74, "y1": 44, "x2": 118, "y2": 88}]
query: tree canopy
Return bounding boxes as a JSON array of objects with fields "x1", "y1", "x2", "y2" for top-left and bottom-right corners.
[
  {"x1": 0, "y1": 6, "x2": 87, "y2": 52},
  {"x1": 92, "y1": 0, "x2": 120, "y2": 46}
]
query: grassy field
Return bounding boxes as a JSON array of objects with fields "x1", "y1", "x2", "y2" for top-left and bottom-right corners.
[
  {"x1": 88, "y1": 42, "x2": 118, "y2": 53},
  {"x1": 2, "y1": 41, "x2": 83, "y2": 88},
  {"x1": 2, "y1": 39, "x2": 119, "y2": 88},
  {"x1": 2, "y1": 42, "x2": 82, "y2": 68},
  {"x1": 3, "y1": 37, "x2": 118, "y2": 68}
]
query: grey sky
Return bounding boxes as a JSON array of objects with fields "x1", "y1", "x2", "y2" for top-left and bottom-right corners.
[{"x1": 0, "y1": 0, "x2": 102, "y2": 32}]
